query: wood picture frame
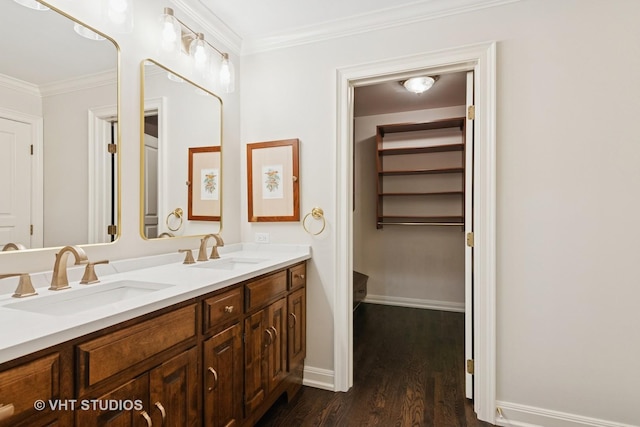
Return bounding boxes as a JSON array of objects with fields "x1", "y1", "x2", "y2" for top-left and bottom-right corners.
[
  {"x1": 188, "y1": 146, "x2": 221, "y2": 221},
  {"x1": 247, "y1": 139, "x2": 300, "y2": 222}
]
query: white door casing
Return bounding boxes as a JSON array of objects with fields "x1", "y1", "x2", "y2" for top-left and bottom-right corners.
[
  {"x1": 465, "y1": 69, "x2": 475, "y2": 399},
  {"x1": 336, "y1": 42, "x2": 497, "y2": 423}
]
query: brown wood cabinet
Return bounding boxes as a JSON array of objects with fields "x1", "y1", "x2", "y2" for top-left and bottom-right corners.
[
  {"x1": 0, "y1": 260, "x2": 307, "y2": 427},
  {"x1": 203, "y1": 324, "x2": 243, "y2": 427}
]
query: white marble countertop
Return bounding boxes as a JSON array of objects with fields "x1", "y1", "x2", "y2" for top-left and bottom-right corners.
[{"x1": 0, "y1": 243, "x2": 310, "y2": 364}]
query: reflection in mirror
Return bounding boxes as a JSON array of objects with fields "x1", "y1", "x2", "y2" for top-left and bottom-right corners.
[
  {"x1": 141, "y1": 60, "x2": 222, "y2": 239},
  {"x1": 0, "y1": 1, "x2": 119, "y2": 251}
]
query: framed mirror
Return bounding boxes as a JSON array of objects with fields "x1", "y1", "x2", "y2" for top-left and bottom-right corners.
[
  {"x1": 141, "y1": 59, "x2": 222, "y2": 239},
  {"x1": 0, "y1": 1, "x2": 119, "y2": 251}
]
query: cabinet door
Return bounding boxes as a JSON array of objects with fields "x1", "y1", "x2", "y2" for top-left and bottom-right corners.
[
  {"x1": 288, "y1": 287, "x2": 306, "y2": 373},
  {"x1": 203, "y1": 324, "x2": 242, "y2": 427},
  {"x1": 244, "y1": 309, "x2": 267, "y2": 415},
  {"x1": 75, "y1": 374, "x2": 150, "y2": 427},
  {"x1": 149, "y1": 347, "x2": 198, "y2": 427},
  {"x1": 266, "y1": 297, "x2": 287, "y2": 393}
]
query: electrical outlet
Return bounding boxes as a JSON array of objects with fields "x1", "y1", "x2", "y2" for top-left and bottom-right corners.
[{"x1": 255, "y1": 232, "x2": 270, "y2": 243}]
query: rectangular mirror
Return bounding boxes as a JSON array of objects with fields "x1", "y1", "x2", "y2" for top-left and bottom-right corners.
[
  {"x1": 141, "y1": 59, "x2": 222, "y2": 239},
  {"x1": 0, "y1": 1, "x2": 119, "y2": 251}
]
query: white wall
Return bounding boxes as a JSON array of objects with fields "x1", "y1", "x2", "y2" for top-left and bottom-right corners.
[
  {"x1": 240, "y1": 1, "x2": 640, "y2": 426},
  {"x1": 354, "y1": 106, "x2": 466, "y2": 309},
  {"x1": 43, "y1": 83, "x2": 116, "y2": 247}
]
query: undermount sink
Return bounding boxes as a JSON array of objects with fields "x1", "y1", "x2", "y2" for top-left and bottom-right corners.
[
  {"x1": 192, "y1": 257, "x2": 267, "y2": 270},
  {"x1": 2, "y1": 280, "x2": 173, "y2": 316}
]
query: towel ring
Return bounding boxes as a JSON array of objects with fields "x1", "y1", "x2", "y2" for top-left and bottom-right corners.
[
  {"x1": 303, "y1": 207, "x2": 326, "y2": 236},
  {"x1": 166, "y1": 208, "x2": 184, "y2": 232}
]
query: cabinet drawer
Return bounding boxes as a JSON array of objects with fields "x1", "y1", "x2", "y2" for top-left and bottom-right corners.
[
  {"x1": 0, "y1": 353, "x2": 60, "y2": 426},
  {"x1": 77, "y1": 304, "x2": 196, "y2": 392},
  {"x1": 245, "y1": 271, "x2": 287, "y2": 312},
  {"x1": 203, "y1": 286, "x2": 243, "y2": 332},
  {"x1": 289, "y1": 263, "x2": 306, "y2": 290}
]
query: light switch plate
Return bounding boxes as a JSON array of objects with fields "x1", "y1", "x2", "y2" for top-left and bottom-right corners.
[{"x1": 255, "y1": 232, "x2": 270, "y2": 243}]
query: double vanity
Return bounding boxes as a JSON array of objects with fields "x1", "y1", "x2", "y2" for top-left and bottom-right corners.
[{"x1": 0, "y1": 243, "x2": 310, "y2": 427}]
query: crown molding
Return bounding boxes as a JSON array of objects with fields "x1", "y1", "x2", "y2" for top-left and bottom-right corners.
[
  {"x1": 241, "y1": 0, "x2": 521, "y2": 54},
  {"x1": 170, "y1": 0, "x2": 242, "y2": 56},
  {"x1": 0, "y1": 73, "x2": 41, "y2": 97},
  {"x1": 40, "y1": 69, "x2": 118, "y2": 97}
]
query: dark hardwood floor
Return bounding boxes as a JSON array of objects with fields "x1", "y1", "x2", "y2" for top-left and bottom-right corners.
[{"x1": 255, "y1": 303, "x2": 492, "y2": 427}]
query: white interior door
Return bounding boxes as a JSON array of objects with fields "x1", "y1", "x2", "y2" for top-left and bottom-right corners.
[
  {"x1": 0, "y1": 117, "x2": 32, "y2": 248},
  {"x1": 464, "y1": 70, "x2": 475, "y2": 399},
  {"x1": 144, "y1": 132, "x2": 159, "y2": 238}
]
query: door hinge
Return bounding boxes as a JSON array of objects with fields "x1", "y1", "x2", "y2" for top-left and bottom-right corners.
[
  {"x1": 107, "y1": 143, "x2": 117, "y2": 154},
  {"x1": 466, "y1": 232, "x2": 474, "y2": 247},
  {"x1": 107, "y1": 224, "x2": 117, "y2": 235},
  {"x1": 30, "y1": 144, "x2": 34, "y2": 155},
  {"x1": 30, "y1": 224, "x2": 33, "y2": 235},
  {"x1": 467, "y1": 359, "x2": 475, "y2": 375},
  {"x1": 467, "y1": 105, "x2": 475, "y2": 120}
]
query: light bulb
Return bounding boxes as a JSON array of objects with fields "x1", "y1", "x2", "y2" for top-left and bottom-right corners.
[
  {"x1": 109, "y1": 0, "x2": 128, "y2": 13},
  {"x1": 159, "y1": 8, "x2": 181, "y2": 58},
  {"x1": 103, "y1": 0, "x2": 133, "y2": 33},
  {"x1": 219, "y1": 54, "x2": 235, "y2": 93},
  {"x1": 189, "y1": 33, "x2": 209, "y2": 77}
]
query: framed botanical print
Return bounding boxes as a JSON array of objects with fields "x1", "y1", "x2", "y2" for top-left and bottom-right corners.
[
  {"x1": 188, "y1": 146, "x2": 221, "y2": 221},
  {"x1": 247, "y1": 139, "x2": 300, "y2": 222}
]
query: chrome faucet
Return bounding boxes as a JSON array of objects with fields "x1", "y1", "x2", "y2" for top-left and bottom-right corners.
[
  {"x1": 197, "y1": 234, "x2": 224, "y2": 261},
  {"x1": 2, "y1": 242, "x2": 26, "y2": 251},
  {"x1": 50, "y1": 245, "x2": 89, "y2": 290},
  {"x1": 0, "y1": 273, "x2": 37, "y2": 298}
]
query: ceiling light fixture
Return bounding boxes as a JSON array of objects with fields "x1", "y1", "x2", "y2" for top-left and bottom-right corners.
[
  {"x1": 402, "y1": 76, "x2": 437, "y2": 94},
  {"x1": 159, "y1": 7, "x2": 235, "y2": 93},
  {"x1": 13, "y1": 0, "x2": 49, "y2": 11}
]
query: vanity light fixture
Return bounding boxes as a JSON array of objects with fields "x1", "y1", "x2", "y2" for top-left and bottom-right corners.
[
  {"x1": 402, "y1": 76, "x2": 438, "y2": 94},
  {"x1": 159, "y1": 7, "x2": 236, "y2": 93},
  {"x1": 13, "y1": 0, "x2": 49, "y2": 11}
]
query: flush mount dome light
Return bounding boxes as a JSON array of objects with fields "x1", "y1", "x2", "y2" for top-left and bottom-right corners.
[{"x1": 402, "y1": 76, "x2": 436, "y2": 94}]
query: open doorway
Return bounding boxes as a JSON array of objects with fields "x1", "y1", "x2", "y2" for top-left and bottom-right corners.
[
  {"x1": 352, "y1": 67, "x2": 473, "y2": 393},
  {"x1": 334, "y1": 42, "x2": 497, "y2": 423}
]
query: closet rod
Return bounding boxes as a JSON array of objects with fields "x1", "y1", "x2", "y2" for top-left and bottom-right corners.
[{"x1": 377, "y1": 222, "x2": 464, "y2": 226}]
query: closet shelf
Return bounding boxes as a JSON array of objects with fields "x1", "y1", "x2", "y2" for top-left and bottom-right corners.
[
  {"x1": 377, "y1": 216, "x2": 464, "y2": 226},
  {"x1": 379, "y1": 167, "x2": 463, "y2": 176},
  {"x1": 379, "y1": 143, "x2": 464, "y2": 156},
  {"x1": 379, "y1": 191, "x2": 464, "y2": 197},
  {"x1": 377, "y1": 117, "x2": 465, "y2": 136},
  {"x1": 375, "y1": 117, "x2": 466, "y2": 229}
]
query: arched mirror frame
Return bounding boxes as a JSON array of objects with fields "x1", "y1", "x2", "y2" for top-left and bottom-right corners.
[{"x1": 139, "y1": 59, "x2": 223, "y2": 241}]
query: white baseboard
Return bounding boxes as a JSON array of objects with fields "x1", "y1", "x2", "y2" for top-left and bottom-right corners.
[
  {"x1": 495, "y1": 401, "x2": 637, "y2": 427},
  {"x1": 363, "y1": 294, "x2": 465, "y2": 312},
  {"x1": 302, "y1": 366, "x2": 334, "y2": 391}
]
